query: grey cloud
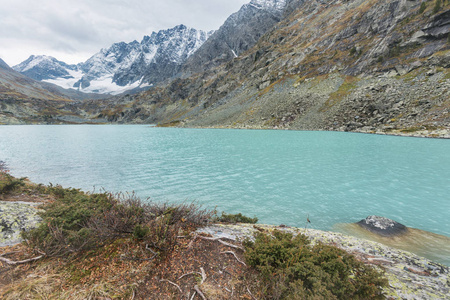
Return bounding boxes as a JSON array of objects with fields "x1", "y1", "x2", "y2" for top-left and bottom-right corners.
[{"x1": 0, "y1": 0, "x2": 249, "y2": 66}]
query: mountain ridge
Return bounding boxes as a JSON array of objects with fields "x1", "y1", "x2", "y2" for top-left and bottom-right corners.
[
  {"x1": 81, "y1": 0, "x2": 449, "y2": 138},
  {"x1": 2, "y1": 0, "x2": 450, "y2": 137},
  {"x1": 13, "y1": 25, "x2": 213, "y2": 95}
]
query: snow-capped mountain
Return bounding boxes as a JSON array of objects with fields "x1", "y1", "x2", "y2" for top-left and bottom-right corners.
[
  {"x1": 248, "y1": 0, "x2": 286, "y2": 11},
  {"x1": 13, "y1": 55, "x2": 78, "y2": 81},
  {"x1": 182, "y1": 0, "x2": 287, "y2": 75},
  {"x1": 13, "y1": 25, "x2": 213, "y2": 95}
]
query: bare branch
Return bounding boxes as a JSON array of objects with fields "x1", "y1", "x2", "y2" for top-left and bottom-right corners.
[
  {"x1": 145, "y1": 244, "x2": 159, "y2": 260},
  {"x1": 200, "y1": 267, "x2": 206, "y2": 284},
  {"x1": 0, "y1": 255, "x2": 44, "y2": 265},
  {"x1": 221, "y1": 251, "x2": 247, "y2": 266},
  {"x1": 187, "y1": 233, "x2": 198, "y2": 249},
  {"x1": 194, "y1": 285, "x2": 207, "y2": 300},
  {"x1": 197, "y1": 235, "x2": 245, "y2": 251},
  {"x1": 190, "y1": 291, "x2": 196, "y2": 300},
  {"x1": 247, "y1": 286, "x2": 257, "y2": 300},
  {"x1": 160, "y1": 279, "x2": 182, "y2": 294},
  {"x1": 179, "y1": 271, "x2": 202, "y2": 280}
]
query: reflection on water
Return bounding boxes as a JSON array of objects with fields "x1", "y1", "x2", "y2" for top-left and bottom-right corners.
[{"x1": 335, "y1": 223, "x2": 450, "y2": 266}]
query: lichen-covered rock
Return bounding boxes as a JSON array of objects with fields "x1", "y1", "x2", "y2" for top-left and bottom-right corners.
[
  {"x1": 198, "y1": 223, "x2": 450, "y2": 299},
  {"x1": 357, "y1": 215, "x2": 408, "y2": 237},
  {"x1": 0, "y1": 201, "x2": 43, "y2": 246}
]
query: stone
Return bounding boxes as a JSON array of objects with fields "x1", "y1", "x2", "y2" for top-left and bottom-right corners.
[{"x1": 357, "y1": 215, "x2": 408, "y2": 237}]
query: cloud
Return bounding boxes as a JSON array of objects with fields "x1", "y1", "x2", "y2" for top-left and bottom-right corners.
[{"x1": 0, "y1": 0, "x2": 249, "y2": 66}]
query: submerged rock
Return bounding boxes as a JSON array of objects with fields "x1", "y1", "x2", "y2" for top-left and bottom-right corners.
[{"x1": 357, "y1": 215, "x2": 407, "y2": 237}]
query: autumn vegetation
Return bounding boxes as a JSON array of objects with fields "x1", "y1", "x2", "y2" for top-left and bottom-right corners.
[{"x1": 0, "y1": 167, "x2": 388, "y2": 299}]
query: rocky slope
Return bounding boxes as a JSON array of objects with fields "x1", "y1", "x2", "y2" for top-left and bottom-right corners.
[
  {"x1": 12, "y1": 25, "x2": 212, "y2": 95},
  {"x1": 81, "y1": 0, "x2": 449, "y2": 138},
  {"x1": 181, "y1": 0, "x2": 287, "y2": 75},
  {"x1": 2, "y1": 0, "x2": 449, "y2": 137}
]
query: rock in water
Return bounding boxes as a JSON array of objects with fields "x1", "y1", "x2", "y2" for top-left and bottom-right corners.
[{"x1": 357, "y1": 215, "x2": 407, "y2": 237}]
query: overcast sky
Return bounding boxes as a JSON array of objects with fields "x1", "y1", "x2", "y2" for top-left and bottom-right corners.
[{"x1": 0, "y1": 0, "x2": 249, "y2": 66}]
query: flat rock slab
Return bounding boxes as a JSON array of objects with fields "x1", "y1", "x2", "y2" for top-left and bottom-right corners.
[
  {"x1": 198, "y1": 223, "x2": 450, "y2": 300},
  {"x1": 0, "y1": 201, "x2": 43, "y2": 247},
  {"x1": 357, "y1": 215, "x2": 408, "y2": 237}
]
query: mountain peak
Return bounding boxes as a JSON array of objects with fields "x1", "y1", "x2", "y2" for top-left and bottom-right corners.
[
  {"x1": 13, "y1": 24, "x2": 213, "y2": 95},
  {"x1": 249, "y1": 0, "x2": 287, "y2": 11},
  {"x1": 0, "y1": 58, "x2": 11, "y2": 70}
]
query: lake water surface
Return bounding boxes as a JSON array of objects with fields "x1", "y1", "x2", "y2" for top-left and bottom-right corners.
[{"x1": 1, "y1": 125, "x2": 449, "y2": 238}]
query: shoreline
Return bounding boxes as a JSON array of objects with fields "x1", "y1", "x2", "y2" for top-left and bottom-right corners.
[
  {"x1": 1, "y1": 200, "x2": 449, "y2": 299},
  {"x1": 1, "y1": 123, "x2": 449, "y2": 139},
  {"x1": 199, "y1": 223, "x2": 450, "y2": 299}
]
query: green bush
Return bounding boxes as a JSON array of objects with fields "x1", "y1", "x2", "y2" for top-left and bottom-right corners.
[
  {"x1": 214, "y1": 212, "x2": 258, "y2": 224},
  {"x1": 419, "y1": 2, "x2": 427, "y2": 14},
  {"x1": 433, "y1": 0, "x2": 441, "y2": 14},
  {"x1": 244, "y1": 230, "x2": 388, "y2": 299},
  {"x1": 0, "y1": 173, "x2": 26, "y2": 194},
  {"x1": 133, "y1": 224, "x2": 150, "y2": 240},
  {"x1": 23, "y1": 187, "x2": 214, "y2": 256},
  {"x1": 22, "y1": 190, "x2": 115, "y2": 256}
]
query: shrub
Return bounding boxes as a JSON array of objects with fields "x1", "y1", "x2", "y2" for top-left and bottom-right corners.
[
  {"x1": 23, "y1": 190, "x2": 115, "y2": 256},
  {"x1": 244, "y1": 230, "x2": 388, "y2": 299},
  {"x1": 0, "y1": 173, "x2": 26, "y2": 194},
  {"x1": 433, "y1": 0, "x2": 441, "y2": 14},
  {"x1": 214, "y1": 212, "x2": 258, "y2": 224},
  {"x1": 419, "y1": 2, "x2": 427, "y2": 14},
  {"x1": 23, "y1": 187, "x2": 214, "y2": 257}
]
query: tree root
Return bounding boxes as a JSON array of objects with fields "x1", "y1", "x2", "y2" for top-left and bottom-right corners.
[
  {"x1": 221, "y1": 251, "x2": 246, "y2": 266},
  {"x1": 0, "y1": 253, "x2": 44, "y2": 265},
  {"x1": 197, "y1": 235, "x2": 245, "y2": 251},
  {"x1": 160, "y1": 279, "x2": 183, "y2": 293},
  {"x1": 194, "y1": 285, "x2": 207, "y2": 300}
]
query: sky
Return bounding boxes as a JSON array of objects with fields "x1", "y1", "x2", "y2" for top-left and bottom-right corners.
[{"x1": 0, "y1": 0, "x2": 250, "y2": 67}]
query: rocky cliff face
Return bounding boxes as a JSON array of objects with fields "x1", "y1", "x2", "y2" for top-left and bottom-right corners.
[
  {"x1": 88, "y1": 0, "x2": 449, "y2": 138},
  {"x1": 181, "y1": 0, "x2": 287, "y2": 75},
  {"x1": 12, "y1": 25, "x2": 212, "y2": 95},
  {"x1": 3, "y1": 0, "x2": 450, "y2": 137}
]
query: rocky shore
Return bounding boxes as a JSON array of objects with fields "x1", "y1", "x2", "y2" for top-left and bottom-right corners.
[
  {"x1": 199, "y1": 224, "x2": 450, "y2": 299},
  {"x1": 1, "y1": 200, "x2": 449, "y2": 299}
]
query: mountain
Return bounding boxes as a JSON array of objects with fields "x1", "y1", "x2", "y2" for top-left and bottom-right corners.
[
  {"x1": 0, "y1": 58, "x2": 12, "y2": 70},
  {"x1": 85, "y1": 0, "x2": 449, "y2": 138},
  {"x1": 13, "y1": 25, "x2": 212, "y2": 95},
  {"x1": 3, "y1": 0, "x2": 450, "y2": 138},
  {"x1": 13, "y1": 55, "x2": 78, "y2": 81},
  {"x1": 0, "y1": 56, "x2": 110, "y2": 124},
  {"x1": 182, "y1": 0, "x2": 287, "y2": 75}
]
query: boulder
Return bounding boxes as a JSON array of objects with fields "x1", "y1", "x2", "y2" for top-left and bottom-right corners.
[{"x1": 357, "y1": 215, "x2": 408, "y2": 237}]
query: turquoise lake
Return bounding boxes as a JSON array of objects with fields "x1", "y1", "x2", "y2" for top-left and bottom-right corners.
[{"x1": 1, "y1": 125, "x2": 449, "y2": 237}]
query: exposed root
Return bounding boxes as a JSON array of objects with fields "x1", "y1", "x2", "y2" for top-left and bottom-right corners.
[
  {"x1": 194, "y1": 285, "x2": 207, "y2": 300},
  {"x1": 247, "y1": 286, "x2": 257, "y2": 300},
  {"x1": 159, "y1": 279, "x2": 182, "y2": 294},
  {"x1": 179, "y1": 271, "x2": 202, "y2": 280},
  {"x1": 0, "y1": 254, "x2": 44, "y2": 265},
  {"x1": 200, "y1": 267, "x2": 207, "y2": 284},
  {"x1": 221, "y1": 251, "x2": 246, "y2": 266},
  {"x1": 197, "y1": 235, "x2": 245, "y2": 251}
]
